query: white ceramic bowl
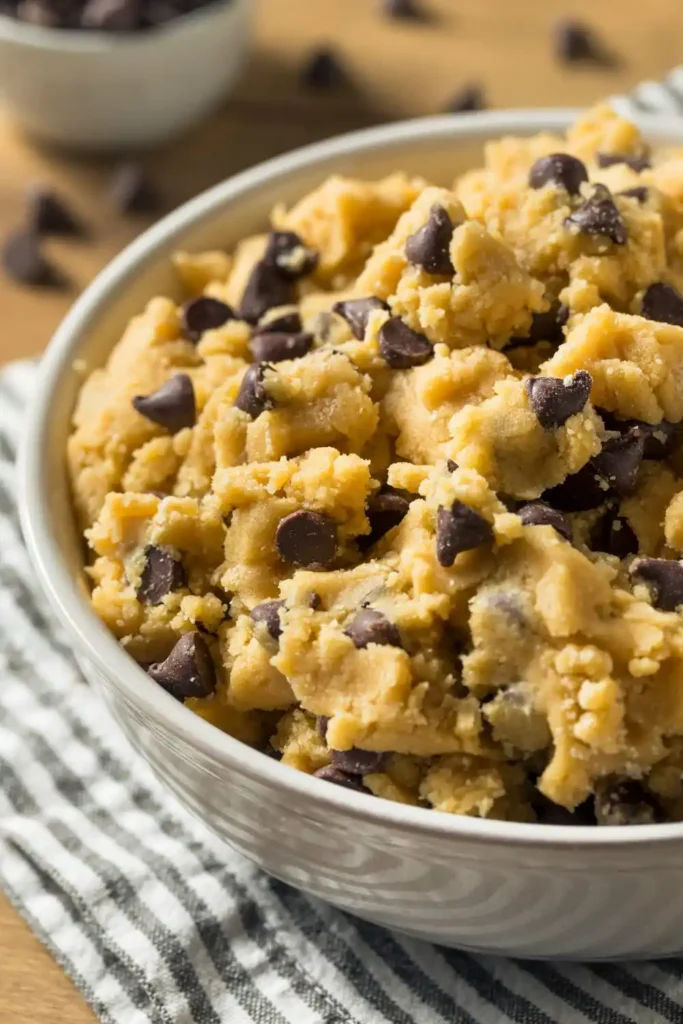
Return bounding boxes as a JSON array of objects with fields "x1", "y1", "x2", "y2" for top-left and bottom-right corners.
[
  {"x1": 0, "y1": 0, "x2": 251, "y2": 149},
  {"x1": 19, "y1": 109, "x2": 683, "y2": 959}
]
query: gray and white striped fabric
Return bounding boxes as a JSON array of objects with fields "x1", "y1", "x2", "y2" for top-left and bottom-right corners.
[
  {"x1": 612, "y1": 68, "x2": 683, "y2": 119},
  {"x1": 5, "y1": 349, "x2": 683, "y2": 1024}
]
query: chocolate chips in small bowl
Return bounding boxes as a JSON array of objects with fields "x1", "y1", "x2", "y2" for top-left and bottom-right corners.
[{"x1": 7, "y1": 0, "x2": 233, "y2": 32}]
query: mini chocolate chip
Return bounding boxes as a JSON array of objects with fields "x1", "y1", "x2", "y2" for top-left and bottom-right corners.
[
  {"x1": 445, "y1": 83, "x2": 485, "y2": 113},
  {"x1": 597, "y1": 409, "x2": 679, "y2": 459},
  {"x1": 344, "y1": 609, "x2": 402, "y2": 649},
  {"x1": 589, "y1": 508, "x2": 638, "y2": 558},
  {"x1": 379, "y1": 316, "x2": 434, "y2": 369},
  {"x1": 542, "y1": 462, "x2": 608, "y2": 513},
  {"x1": 332, "y1": 296, "x2": 390, "y2": 339},
  {"x1": 234, "y1": 363, "x2": 272, "y2": 418},
  {"x1": 308, "y1": 592, "x2": 322, "y2": 610},
  {"x1": 302, "y1": 47, "x2": 345, "y2": 89},
  {"x1": 181, "y1": 296, "x2": 235, "y2": 342},
  {"x1": 29, "y1": 187, "x2": 83, "y2": 237},
  {"x1": 405, "y1": 204, "x2": 455, "y2": 276},
  {"x1": 3, "y1": 230, "x2": 60, "y2": 287},
  {"x1": 249, "y1": 330, "x2": 313, "y2": 363},
  {"x1": 276, "y1": 510, "x2": 337, "y2": 569},
  {"x1": 358, "y1": 490, "x2": 411, "y2": 551},
  {"x1": 641, "y1": 282, "x2": 683, "y2": 328},
  {"x1": 565, "y1": 184, "x2": 627, "y2": 245},
  {"x1": 148, "y1": 631, "x2": 216, "y2": 701},
  {"x1": 507, "y1": 302, "x2": 569, "y2": 349},
  {"x1": 446, "y1": 459, "x2": 458, "y2": 472},
  {"x1": 554, "y1": 19, "x2": 610, "y2": 64},
  {"x1": 525, "y1": 369, "x2": 592, "y2": 429},
  {"x1": 596, "y1": 151, "x2": 651, "y2": 173},
  {"x1": 436, "y1": 501, "x2": 493, "y2": 567},
  {"x1": 132, "y1": 373, "x2": 195, "y2": 433},
  {"x1": 381, "y1": 0, "x2": 424, "y2": 20},
  {"x1": 594, "y1": 779, "x2": 661, "y2": 826},
  {"x1": 264, "y1": 231, "x2": 318, "y2": 280},
  {"x1": 316, "y1": 715, "x2": 329, "y2": 739},
  {"x1": 528, "y1": 153, "x2": 588, "y2": 196},
  {"x1": 618, "y1": 186, "x2": 649, "y2": 204},
  {"x1": 518, "y1": 502, "x2": 572, "y2": 541},
  {"x1": 631, "y1": 558, "x2": 683, "y2": 611},
  {"x1": 250, "y1": 599, "x2": 285, "y2": 641},
  {"x1": 136, "y1": 545, "x2": 186, "y2": 605},
  {"x1": 330, "y1": 748, "x2": 388, "y2": 774},
  {"x1": 253, "y1": 310, "x2": 302, "y2": 336},
  {"x1": 81, "y1": 0, "x2": 139, "y2": 29},
  {"x1": 593, "y1": 427, "x2": 645, "y2": 497},
  {"x1": 109, "y1": 162, "x2": 160, "y2": 215},
  {"x1": 239, "y1": 259, "x2": 294, "y2": 324},
  {"x1": 313, "y1": 765, "x2": 368, "y2": 792}
]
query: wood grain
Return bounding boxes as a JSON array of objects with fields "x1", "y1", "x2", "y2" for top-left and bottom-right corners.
[{"x1": 0, "y1": 0, "x2": 678, "y2": 1018}]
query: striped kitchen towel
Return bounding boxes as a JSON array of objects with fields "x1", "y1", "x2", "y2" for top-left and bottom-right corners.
[{"x1": 5, "y1": 362, "x2": 683, "y2": 1024}]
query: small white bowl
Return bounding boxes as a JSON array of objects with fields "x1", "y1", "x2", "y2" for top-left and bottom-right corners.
[
  {"x1": 19, "y1": 109, "x2": 683, "y2": 959},
  {"x1": 0, "y1": 0, "x2": 251, "y2": 149}
]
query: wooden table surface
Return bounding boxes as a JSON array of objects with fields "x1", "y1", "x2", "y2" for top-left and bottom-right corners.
[{"x1": 0, "y1": 0, "x2": 679, "y2": 1018}]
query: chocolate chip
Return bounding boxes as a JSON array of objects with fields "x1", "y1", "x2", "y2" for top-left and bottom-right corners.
[
  {"x1": 594, "y1": 779, "x2": 661, "y2": 826},
  {"x1": 148, "y1": 631, "x2": 216, "y2": 701},
  {"x1": 109, "y1": 162, "x2": 160, "y2": 215},
  {"x1": 596, "y1": 151, "x2": 651, "y2": 173},
  {"x1": 533, "y1": 793, "x2": 596, "y2": 826},
  {"x1": 618, "y1": 186, "x2": 649, "y2": 204},
  {"x1": 264, "y1": 231, "x2": 318, "y2": 280},
  {"x1": 308, "y1": 592, "x2": 322, "y2": 610},
  {"x1": 542, "y1": 462, "x2": 607, "y2": 513},
  {"x1": 379, "y1": 316, "x2": 434, "y2": 369},
  {"x1": 253, "y1": 310, "x2": 302, "y2": 336},
  {"x1": 405, "y1": 204, "x2": 455, "y2": 276},
  {"x1": 132, "y1": 373, "x2": 196, "y2": 433},
  {"x1": 631, "y1": 558, "x2": 683, "y2": 611},
  {"x1": 589, "y1": 508, "x2": 638, "y2": 558},
  {"x1": 81, "y1": 0, "x2": 139, "y2": 29},
  {"x1": 597, "y1": 409, "x2": 679, "y2": 459},
  {"x1": 17, "y1": 0, "x2": 64, "y2": 26},
  {"x1": 330, "y1": 748, "x2": 388, "y2": 774},
  {"x1": 181, "y1": 296, "x2": 235, "y2": 342},
  {"x1": 593, "y1": 427, "x2": 645, "y2": 497},
  {"x1": 564, "y1": 185, "x2": 627, "y2": 246},
  {"x1": 2, "y1": 230, "x2": 60, "y2": 287},
  {"x1": 344, "y1": 608, "x2": 402, "y2": 649},
  {"x1": 435, "y1": 501, "x2": 493, "y2": 567},
  {"x1": 507, "y1": 303, "x2": 569, "y2": 349},
  {"x1": 641, "y1": 282, "x2": 683, "y2": 328},
  {"x1": 239, "y1": 259, "x2": 294, "y2": 324},
  {"x1": 249, "y1": 331, "x2": 313, "y2": 363},
  {"x1": 136, "y1": 545, "x2": 186, "y2": 605},
  {"x1": 525, "y1": 370, "x2": 592, "y2": 429},
  {"x1": 554, "y1": 19, "x2": 612, "y2": 65},
  {"x1": 381, "y1": 0, "x2": 424, "y2": 20},
  {"x1": 29, "y1": 187, "x2": 83, "y2": 237},
  {"x1": 276, "y1": 510, "x2": 337, "y2": 569},
  {"x1": 313, "y1": 765, "x2": 368, "y2": 792},
  {"x1": 332, "y1": 296, "x2": 390, "y2": 339},
  {"x1": 518, "y1": 502, "x2": 572, "y2": 541},
  {"x1": 250, "y1": 599, "x2": 285, "y2": 641},
  {"x1": 302, "y1": 47, "x2": 345, "y2": 89},
  {"x1": 234, "y1": 363, "x2": 272, "y2": 418},
  {"x1": 316, "y1": 715, "x2": 329, "y2": 739},
  {"x1": 528, "y1": 153, "x2": 588, "y2": 196},
  {"x1": 359, "y1": 490, "x2": 410, "y2": 551},
  {"x1": 445, "y1": 83, "x2": 485, "y2": 113},
  {"x1": 446, "y1": 459, "x2": 458, "y2": 472}
]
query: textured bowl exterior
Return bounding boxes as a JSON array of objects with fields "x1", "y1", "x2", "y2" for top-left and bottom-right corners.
[
  {"x1": 0, "y1": 0, "x2": 251, "y2": 148},
  {"x1": 19, "y1": 110, "x2": 683, "y2": 958}
]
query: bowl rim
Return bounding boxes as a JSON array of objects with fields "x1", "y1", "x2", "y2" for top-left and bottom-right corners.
[
  {"x1": 0, "y1": 0, "x2": 244, "y2": 52},
  {"x1": 19, "y1": 106, "x2": 683, "y2": 850}
]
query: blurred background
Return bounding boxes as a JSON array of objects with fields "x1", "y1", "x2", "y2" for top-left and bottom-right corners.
[{"x1": 0, "y1": 0, "x2": 679, "y2": 363}]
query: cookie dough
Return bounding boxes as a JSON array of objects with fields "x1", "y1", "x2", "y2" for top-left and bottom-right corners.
[{"x1": 69, "y1": 105, "x2": 683, "y2": 826}]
